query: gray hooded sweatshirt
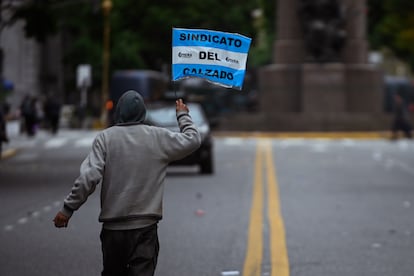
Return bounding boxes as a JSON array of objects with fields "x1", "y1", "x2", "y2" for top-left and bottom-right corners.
[{"x1": 61, "y1": 90, "x2": 201, "y2": 230}]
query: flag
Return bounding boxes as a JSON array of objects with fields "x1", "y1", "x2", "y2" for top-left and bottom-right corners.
[{"x1": 172, "y1": 28, "x2": 252, "y2": 90}]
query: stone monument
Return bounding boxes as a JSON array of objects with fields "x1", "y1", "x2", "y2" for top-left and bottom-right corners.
[{"x1": 256, "y1": 0, "x2": 385, "y2": 131}]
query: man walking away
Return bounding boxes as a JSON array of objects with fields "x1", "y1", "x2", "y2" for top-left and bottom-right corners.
[
  {"x1": 44, "y1": 95, "x2": 62, "y2": 134},
  {"x1": 53, "y1": 90, "x2": 201, "y2": 276},
  {"x1": 391, "y1": 93, "x2": 412, "y2": 140}
]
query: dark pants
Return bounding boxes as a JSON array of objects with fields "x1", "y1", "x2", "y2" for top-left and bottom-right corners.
[
  {"x1": 392, "y1": 119, "x2": 412, "y2": 139},
  {"x1": 100, "y1": 224, "x2": 159, "y2": 276},
  {"x1": 48, "y1": 115, "x2": 60, "y2": 134}
]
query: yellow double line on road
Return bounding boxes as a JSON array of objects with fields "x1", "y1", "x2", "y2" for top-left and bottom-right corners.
[{"x1": 243, "y1": 139, "x2": 289, "y2": 276}]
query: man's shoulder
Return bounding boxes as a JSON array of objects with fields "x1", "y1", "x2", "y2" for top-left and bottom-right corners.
[
  {"x1": 96, "y1": 126, "x2": 119, "y2": 139},
  {"x1": 101, "y1": 124, "x2": 168, "y2": 135}
]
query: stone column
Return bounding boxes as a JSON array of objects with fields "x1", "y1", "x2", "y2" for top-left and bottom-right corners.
[
  {"x1": 259, "y1": 0, "x2": 304, "y2": 113},
  {"x1": 342, "y1": 0, "x2": 368, "y2": 64},
  {"x1": 342, "y1": 0, "x2": 383, "y2": 113},
  {"x1": 273, "y1": 0, "x2": 304, "y2": 64}
]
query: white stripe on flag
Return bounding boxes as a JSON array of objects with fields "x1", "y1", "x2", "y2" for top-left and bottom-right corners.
[{"x1": 172, "y1": 46, "x2": 248, "y2": 70}]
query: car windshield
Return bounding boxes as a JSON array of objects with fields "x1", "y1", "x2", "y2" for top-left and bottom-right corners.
[{"x1": 146, "y1": 104, "x2": 204, "y2": 126}]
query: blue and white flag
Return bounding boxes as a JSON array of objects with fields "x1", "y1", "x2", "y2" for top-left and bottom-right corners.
[{"x1": 172, "y1": 28, "x2": 252, "y2": 90}]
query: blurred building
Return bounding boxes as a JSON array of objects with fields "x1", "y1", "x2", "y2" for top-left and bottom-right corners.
[{"x1": 0, "y1": 1, "x2": 64, "y2": 113}]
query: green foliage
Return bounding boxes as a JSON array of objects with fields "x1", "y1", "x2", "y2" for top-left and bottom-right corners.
[
  {"x1": 54, "y1": 2, "x2": 102, "y2": 91},
  {"x1": 11, "y1": 0, "x2": 277, "y2": 88},
  {"x1": 368, "y1": 0, "x2": 414, "y2": 71},
  {"x1": 12, "y1": 0, "x2": 58, "y2": 42},
  {"x1": 109, "y1": 0, "x2": 261, "y2": 70}
]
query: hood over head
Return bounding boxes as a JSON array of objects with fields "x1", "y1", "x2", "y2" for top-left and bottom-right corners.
[{"x1": 114, "y1": 90, "x2": 147, "y2": 125}]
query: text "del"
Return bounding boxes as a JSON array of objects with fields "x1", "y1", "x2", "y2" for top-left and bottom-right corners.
[{"x1": 199, "y1": 51, "x2": 221, "y2": 61}]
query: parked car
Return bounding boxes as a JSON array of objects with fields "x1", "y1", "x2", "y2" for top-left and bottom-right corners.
[{"x1": 145, "y1": 102, "x2": 214, "y2": 174}]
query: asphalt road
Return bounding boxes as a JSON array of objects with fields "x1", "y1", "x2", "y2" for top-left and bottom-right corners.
[{"x1": 0, "y1": 130, "x2": 413, "y2": 276}]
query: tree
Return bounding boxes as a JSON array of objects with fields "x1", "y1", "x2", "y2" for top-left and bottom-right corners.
[
  {"x1": 9, "y1": 0, "x2": 277, "y2": 101},
  {"x1": 110, "y1": 0, "x2": 260, "y2": 70},
  {"x1": 367, "y1": 0, "x2": 414, "y2": 71},
  {"x1": 12, "y1": 0, "x2": 275, "y2": 69},
  {"x1": 11, "y1": 0, "x2": 58, "y2": 43}
]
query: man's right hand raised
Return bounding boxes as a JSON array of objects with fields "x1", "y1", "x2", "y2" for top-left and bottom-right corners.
[{"x1": 176, "y1": 99, "x2": 189, "y2": 113}]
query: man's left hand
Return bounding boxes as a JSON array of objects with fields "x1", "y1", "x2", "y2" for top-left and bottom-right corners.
[{"x1": 53, "y1": 211, "x2": 69, "y2": 228}]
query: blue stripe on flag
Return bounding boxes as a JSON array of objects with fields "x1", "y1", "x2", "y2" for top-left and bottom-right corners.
[
  {"x1": 172, "y1": 28, "x2": 251, "y2": 53},
  {"x1": 172, "y1": 63, "x2": 246, "y2": 89}
]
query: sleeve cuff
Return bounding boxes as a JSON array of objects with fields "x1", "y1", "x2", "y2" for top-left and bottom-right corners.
[
  {"x1": 176, "y1": 110, "x2": 189, "y2": 118},
  {"x1": 61, "y1": 205, "x2": 74, "y2": 218}
]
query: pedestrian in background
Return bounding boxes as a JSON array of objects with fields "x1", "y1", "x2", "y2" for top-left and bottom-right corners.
[
  {"x1": 44, "y1": 94, "x2": 61, "y2": 134},
  {"x1": 391, "y1": 93, "x2": 412, "y2": 140},
  {"x1": 0, "y1": 105, "x2": 9, "y2": 158},
  {"x1": 53, "y1": 90, "x2": 201, "y2": 276},
  {"x1": 20, "y1": 95, "x2": 39, "y2": 136}
]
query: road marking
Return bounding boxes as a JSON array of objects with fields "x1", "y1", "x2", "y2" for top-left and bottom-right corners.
[
  {"x1": 44, "y1": 138, "x2": 68, "y2": 148},
  {"x1": 264, "y1": 140, "x2": 290, "y2": 276},
  {"x1": 4, "y1": 225, "x2": 14, "y2": 231},
  {"x1": 243, "y1": 141, "x2": 264, "y2": 276},
  {"x1": 243, "y1": 140, "x2": 290, "y2": 276},
  {"x1": 17, "y1": 217, "x2": 28, "y2": 224},
  {"x1": 31, "y1": 211, "x2": 40, "y2": 218},
  {"x1": 279, "y1": 139, "x2": 305, "y2": 148},
  {"x1": 75, "y1": 137, "x2": 94, "y2": 147},
  {"x1": 390, "y1": 158, "x2": 414, "y2": 176},
  {"x1": 311, "y1": 143, "x2": 327, "y2": 153},
  {"x1": 221, "y1": 271, "x2": 240, "y2": 276},
  {"x1": 341, "y1": 139, "x2": 355, "y2": 146},
  {"x1": 222, "y1": 137, "x2": 244, "y2": 146},
  {"x1": 2, "y1": 200, "x2": 62, "y2": 232}
]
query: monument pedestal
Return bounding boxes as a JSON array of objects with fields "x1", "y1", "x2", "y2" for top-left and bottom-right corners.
[
  {"x1": 251, "y1": 0, "x2": 386, "y2": 131},
  {"x1": 260, "y1": 64, "x2": 301, "y2": 113},
  {"x1": 346, "y1": 64, "x2": 383, "y2": 113},
  {"x1": 302, "y1": 63, "x2": 346, "y2": 113},
  {"x1": 257, "y1": 62, "x2": 384, "y2": 130}
]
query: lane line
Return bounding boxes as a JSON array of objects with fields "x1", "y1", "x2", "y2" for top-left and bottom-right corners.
[
  {"x1": 221, "y1": 271, "x2": 240, "y2": 276},
  {"x1": 2, "y1": 200, "x2": 62, "y2": 232},
  {"x1": 75, "y1": 137, "x2": 95, "y2": 148},
  {"x1": 388, "y1": 158, "x2": 414, "y2": 176},
  {"x1": 264, "y1": 140, "x2": 290, "y2": 276},
  {"x1": 17, "y1": 217, "x2": 28, "y2": 224},
  {"x1": 44, "y1": 138, "x2": 68, "y2": 148},
  {"x1": 4, "y1": 225, "x2": 14, "y2": 231},
  {"x1": 243, "y1": 141, "x2": 264, "y2": 276}
]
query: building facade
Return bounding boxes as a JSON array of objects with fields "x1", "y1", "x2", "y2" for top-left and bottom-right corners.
[{"x1": 0, "y1": 1, "x2": 64, "y2": 114}]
